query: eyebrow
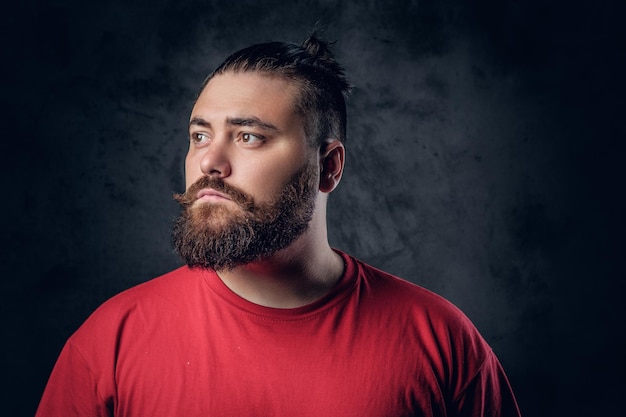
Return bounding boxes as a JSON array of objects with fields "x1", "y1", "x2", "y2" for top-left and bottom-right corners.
[
  {"x1": 189, "y1": 117, "x2": 211, "y2": 128},
  {"x1": 188, "y1": 116, "x2": 279, "y2": 132}
]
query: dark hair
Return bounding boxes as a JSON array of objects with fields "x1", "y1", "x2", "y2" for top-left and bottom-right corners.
[{"x1": 199, "y1": 35, "x2": 352, "y2": 148}]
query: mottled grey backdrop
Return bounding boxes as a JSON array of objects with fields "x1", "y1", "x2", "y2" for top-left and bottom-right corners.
[{"x1": 2, "y1": 1, "x2": 624, "y2": 416}]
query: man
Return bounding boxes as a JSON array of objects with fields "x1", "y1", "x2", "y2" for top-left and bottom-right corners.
[{"x1": 36, "y1": 36, "x2": 521, "y2": 416}]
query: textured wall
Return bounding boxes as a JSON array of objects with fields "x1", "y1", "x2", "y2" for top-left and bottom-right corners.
[{"x1": 2, "y1": 1, "x2": 625, "y2": 416}]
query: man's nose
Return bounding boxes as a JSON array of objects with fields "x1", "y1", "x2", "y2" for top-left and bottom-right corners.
[{"x1": 199, "y1": 138, "x2": 231, "y2": 178}]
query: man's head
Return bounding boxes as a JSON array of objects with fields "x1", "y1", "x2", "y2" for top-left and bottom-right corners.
[{"x1": 172, "y1": 36, "x2": 351, "y2": 271}]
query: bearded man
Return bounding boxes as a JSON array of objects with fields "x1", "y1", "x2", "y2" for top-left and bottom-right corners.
[{"x1": 36, "y1": 36, "x2": 521, "y2": 417}]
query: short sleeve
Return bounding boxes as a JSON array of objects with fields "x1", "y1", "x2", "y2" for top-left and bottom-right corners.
[
  {"x1": 452, "y1": 351, "x2": 521, "y2": 417},
  {"x1": 35, "y1": 340, "x2": 113, "y2": 417}
]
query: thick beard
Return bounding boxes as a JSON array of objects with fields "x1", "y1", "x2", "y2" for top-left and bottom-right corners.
[{"x1": 171, "y1": 163, "x2": 318, "y2": 271}]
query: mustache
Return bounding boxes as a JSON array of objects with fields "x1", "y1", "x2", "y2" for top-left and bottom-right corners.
[{"x1": 173, "y1": 176, "x2": 255, "y2": 211}]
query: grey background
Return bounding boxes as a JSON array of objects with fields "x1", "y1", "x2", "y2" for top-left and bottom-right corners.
[{"x1": 2, "y1": 1, "x2": 624, "y2": 416}]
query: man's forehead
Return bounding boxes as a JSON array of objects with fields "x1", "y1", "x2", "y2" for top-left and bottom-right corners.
[{"x1": 191, "y1": 71, "x2": 303, "y2": 123}]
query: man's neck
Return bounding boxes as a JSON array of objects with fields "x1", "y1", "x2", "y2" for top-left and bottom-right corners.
[{"x1": 215, "y1": 239, "x2": 344, "y2": 309}]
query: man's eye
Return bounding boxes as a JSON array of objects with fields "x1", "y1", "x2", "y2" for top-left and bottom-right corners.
[
  {"x1": 191, "y1": 133, "x2": 208, "y2": 144},
  {"x1": 241, "y1": 133, "x2": 264, "y2": 144}
]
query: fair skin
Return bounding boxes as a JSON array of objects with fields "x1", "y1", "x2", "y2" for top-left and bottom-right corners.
[{"x1": 186, "y1": 71, "x2": 345, "y2": 308}]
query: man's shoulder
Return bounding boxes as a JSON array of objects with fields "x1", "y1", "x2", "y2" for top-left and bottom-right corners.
[
  {"x1": 350, "y1": 254, "x2": 492, "y2": 359},
  {"x1": 353, "y1": 256, "x2": 456, "y2": 308},
  {"x1": 349, "y1": 255, "x2": 480, "y2": 333},
  {"x1": 104, "y1": 266, "x2": 203, "y2": 307},
  {"x1": 71, "y1": 266, "x2": 210, "y2": 338}
]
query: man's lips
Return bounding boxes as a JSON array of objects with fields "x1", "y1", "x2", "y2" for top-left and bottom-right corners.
[{"x1": 196, "y1": 188, "x2": 232, "y2": 202}]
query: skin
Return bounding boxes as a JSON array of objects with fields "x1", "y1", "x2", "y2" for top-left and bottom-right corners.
[{"x1": 186, "y1": 71, "x2": 346, "y2": 308}]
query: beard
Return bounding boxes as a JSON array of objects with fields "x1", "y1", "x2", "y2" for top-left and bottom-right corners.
[{"x1": 171, "y1": 163, "x2": 318, "y2": 271}]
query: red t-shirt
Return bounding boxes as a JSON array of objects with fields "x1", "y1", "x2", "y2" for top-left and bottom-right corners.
[{"x1": 36, "y1": 251, "x2": 521, "y2": 416}]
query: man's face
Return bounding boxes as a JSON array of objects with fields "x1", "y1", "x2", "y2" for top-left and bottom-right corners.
[{"x1": 172, "y1": 71, "x2": 320, "y2": 270}]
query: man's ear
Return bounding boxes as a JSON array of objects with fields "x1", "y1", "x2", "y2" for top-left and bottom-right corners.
[{"x1": 319, "y1": 139, "x2": 345, "y2": 193}]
